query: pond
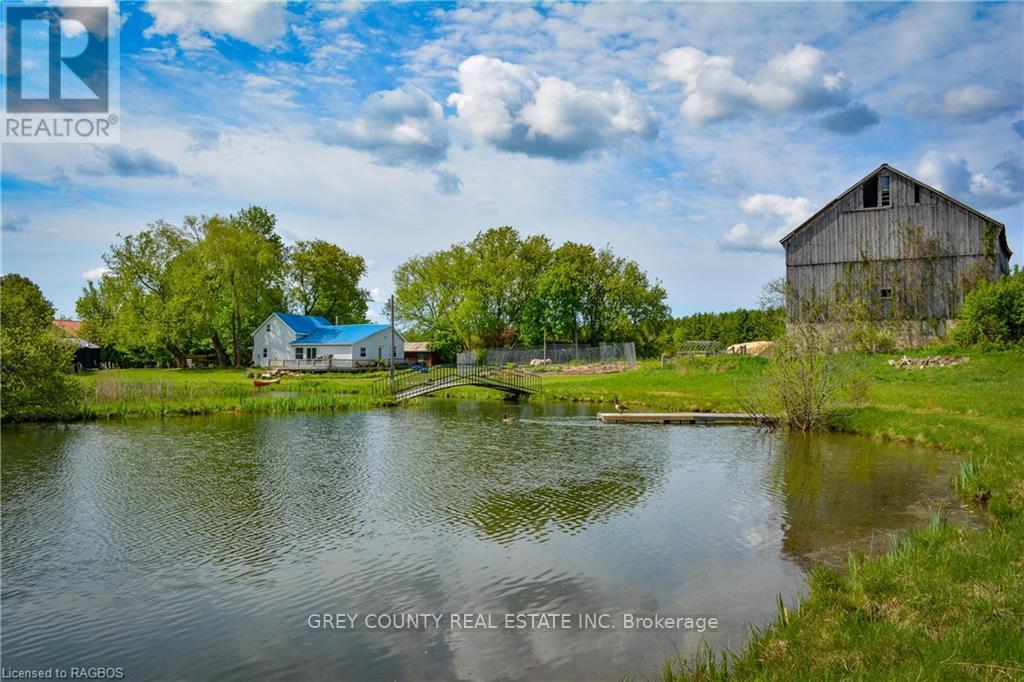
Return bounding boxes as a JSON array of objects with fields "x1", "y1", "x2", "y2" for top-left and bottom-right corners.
[{"x1": 1, "y1": 401, "x2": 963, "y2": 680}]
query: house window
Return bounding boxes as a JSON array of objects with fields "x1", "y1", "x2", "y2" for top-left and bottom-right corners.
[
  {"x1": 306, "y1": 347, "x2": 317, "y2": 360},
  {"x1": 359, "y1": 347, "x2": 366, "y2": 357},
  {"x1": 880, "y1": 288, "x2": 893, "y2": 299},
  {"x1": 266, "y1": 324, "x2": 270, "y2": 332},
  {"x1": 377, "y1": 347, "x2": 382, "y2": 360},
  {"x1": 879, "y1": 175, "x2": 891, "y2": 207},
  {"x1": 914, "y1": 184, "x2": 921, "y2": 204},
  {"x1": 392, "y1": 345, "x2": 397, "y2": 357},
  {"x1": 262, "y1": 347, "x2": 267, "y2": 358},
  {"x1": 295, "y1": 347, "x2": 303, "y2": 360}
]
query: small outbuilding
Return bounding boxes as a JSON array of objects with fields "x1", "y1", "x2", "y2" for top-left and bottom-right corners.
[
  {"x1": 53, "y1": 319, "x2": 101, "y2": 371},
  {"x1": 252, "y1": 313, "x2": 405, "y2": 369},
  {"x1": 403, "y1": 341, "x2": 442, "y2": 366}
]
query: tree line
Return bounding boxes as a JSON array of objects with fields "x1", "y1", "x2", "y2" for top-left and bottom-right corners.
[
  {"x1": 77, "y1": 206, "x2": 370, "y2": 367},
  {"x1": 656, "y1": 307, "x2": 785, "y2": 352},
  {"x1": 392, "y1": 227, "x2": 672, "y2": 358}
]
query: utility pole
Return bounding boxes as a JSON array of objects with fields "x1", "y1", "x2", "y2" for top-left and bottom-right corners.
[{"x1": 389, "y1": 295, "x2": 396, "y2": 380}]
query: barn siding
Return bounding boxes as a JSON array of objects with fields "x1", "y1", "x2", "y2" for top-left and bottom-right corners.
[{"x1": 783, "y1": 166, "x2": 1010, "y2": 325}]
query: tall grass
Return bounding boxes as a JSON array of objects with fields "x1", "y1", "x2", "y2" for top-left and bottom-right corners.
[{"x1": 69, "y1": 369, "x2": 390, "y2": 421}]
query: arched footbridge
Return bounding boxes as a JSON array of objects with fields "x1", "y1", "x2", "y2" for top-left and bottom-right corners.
[{"x1": 373, "y1": 364, "x2": 541, "y2": 402}]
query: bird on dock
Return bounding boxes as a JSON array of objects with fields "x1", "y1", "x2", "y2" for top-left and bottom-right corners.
[
  {"x1": 502, "y1": 413, "x2": 519, "y2": 424},
  {"x1": 613, "y1": 396, "x2": 629, "y2": 413}
]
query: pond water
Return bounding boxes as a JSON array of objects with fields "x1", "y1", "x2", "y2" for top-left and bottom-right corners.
[{"x1": 1, "y1": 401, "x2": 963, "y2": 680}]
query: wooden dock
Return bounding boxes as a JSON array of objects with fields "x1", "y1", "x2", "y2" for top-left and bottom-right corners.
[{"x1": 598, "y1": 412, "x2": 757, "y2": 425}]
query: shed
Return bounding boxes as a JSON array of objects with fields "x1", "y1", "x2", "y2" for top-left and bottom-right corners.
[
  {"x1": 53, "y1": 319, "x2": 100, "y2": 371},
  {"x1": 404, "y1": 341, "x2": 442, "y2": 366}
]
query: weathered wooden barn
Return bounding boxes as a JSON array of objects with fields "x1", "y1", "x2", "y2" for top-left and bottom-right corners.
[{"x1": 780, "y1": 164, "x2": 1012, "y2": 335}]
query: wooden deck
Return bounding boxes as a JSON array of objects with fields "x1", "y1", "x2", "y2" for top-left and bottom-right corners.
[{"x1": 598, "y1": 412, "x2": 757, "y2": 425}]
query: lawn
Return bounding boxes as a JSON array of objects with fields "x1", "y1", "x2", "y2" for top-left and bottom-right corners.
[{"x1": 67, "y1": 350, "x2": 1024, "y2": 678}]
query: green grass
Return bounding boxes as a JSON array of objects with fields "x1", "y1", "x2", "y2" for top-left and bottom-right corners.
[
  {"x1": 38, "y1": 350, "x2": 1024, "y2": 678},
  {"x1": 73, "y1": 368, "x2": 393, "y2": 419}
]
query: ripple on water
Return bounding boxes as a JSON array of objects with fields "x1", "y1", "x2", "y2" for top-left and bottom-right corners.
[{"x1": 1, "y1": 403, "x2": 963, "y2": 680}]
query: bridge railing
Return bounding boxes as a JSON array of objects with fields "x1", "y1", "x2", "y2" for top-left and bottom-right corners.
[{"x1": 372, "y1": 363, "x2": 541, "y2": 398}]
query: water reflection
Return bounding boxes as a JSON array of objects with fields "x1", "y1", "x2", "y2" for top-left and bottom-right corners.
[
  {"x1": 1, "y1": 403, "x2": 960, "y2": 680},
  {"x1": 768, "y1": 433, "x2": 960, "y2": 567}
]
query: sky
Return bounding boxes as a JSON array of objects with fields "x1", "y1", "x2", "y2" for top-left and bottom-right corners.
[{"x1": 2, "y1": 1, "x2": 1022, "y2": 320}]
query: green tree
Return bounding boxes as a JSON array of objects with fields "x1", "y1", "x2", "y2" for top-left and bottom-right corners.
[
  {"x1": 951, "y1": 266, "x2": 1024, "y2": 346},
  {"x1": 1, "y1": 274, "x2": 83, "y2": 421},
  {"x1": 288, "y1": 239, "x2": 370, "y2": 323},
  {"x1": 458, "y1": 228, "x2": 552, "y2": 347},
  {"x1": 90, "y1": 221, "x2": 196, "y2": 366},
  {"x1": 201, "y1": 211, "x2": 287, "y2": 366},
  {"x1": 78, "y1": 207, "x2": 289, "y2": 367},
  {"x1": 520, "y1": 243, "x2": 669, "y2": 353},
  {"x1": 393, "y1": 246, "x2": 470, "y2": 359},
  {"x1": 395, "y1": 229, "x2": 668, "y2": 355}
]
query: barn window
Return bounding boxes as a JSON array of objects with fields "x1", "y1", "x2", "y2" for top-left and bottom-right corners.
[
  {"x1": 914, "y1": 183, "x2": 921, "y2": 204},
  {"x1": 879, "y1": 175, "x2": 891, "y2": 207},
  {"x1": 295, "y1": 347, "x2": 304, "y2": 360},
  {"x1": 880, "y1": 288, "x2": 893, "y2": 299},
  {"x1": 359, "y1": 346, "x2": 367, "y2": 357},
  {"x1": 863, "y1": 177, "x2": 878, "y2": 207}
]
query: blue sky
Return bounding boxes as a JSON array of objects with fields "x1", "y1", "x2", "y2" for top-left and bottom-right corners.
[{"x1": 2, "y1": 1, "x2": 1022, "y2": 320}]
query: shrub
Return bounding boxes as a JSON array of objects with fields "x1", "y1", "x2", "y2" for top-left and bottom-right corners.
[
  {"x1": 1, "y1": 274, "x2": 84, "y2": 421},
  {"x1": 740, "y1": 323, "x2": 858, "y2": 432},
  {"x1": 950, "y1": 267, "x2": 1024, "y2": 346}
]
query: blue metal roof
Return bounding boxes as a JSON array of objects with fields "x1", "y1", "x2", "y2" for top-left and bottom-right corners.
[
  {"x1": 275, "y1": 313, "x2": 331, "y2": 334},
  {"x1": 291, "y1": 323, "x2": 392, "y2": 346}
]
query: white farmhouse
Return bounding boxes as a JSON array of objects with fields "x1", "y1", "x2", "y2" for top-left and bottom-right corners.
[{"x1": 252, "y1": 313, "x2": 405, "y2": 369}]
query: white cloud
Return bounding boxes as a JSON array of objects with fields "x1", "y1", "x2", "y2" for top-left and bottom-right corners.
[
  {"x1": 317, "y1": 85, "x2": 449, "y2": 167},
  {"x1": 448, "y1": 55, "x2": 657, "y2": 159},
  {"x1": 905, "y1": 83, "x2": 1023, "y2": 122},
  {"x1": 658, "y1": 44, "x2": 851, "y2": 125},
  {"x1": 916, "y1": 151, "x2": 1024, "y2": 209},
  {"x1": 242, "y1": 73, "x2": 299, "y2": 109},
  {"x1": 142, "y1": 1, "x2": 287, "y2": 49},
  {"x1": 718, "y1": 193, "x2": 813, "y2": 252},
  {"x1": 82, "y1": 267, "x2": 110, "y2": 281}
]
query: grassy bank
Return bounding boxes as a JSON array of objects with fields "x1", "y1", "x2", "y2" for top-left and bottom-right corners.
[
  {"x1": 73, "y1": 368, "x2": 393, "y2": 419},
  {"x1": 29, "y1": 351, "x2": 1024, "y2": 677}
]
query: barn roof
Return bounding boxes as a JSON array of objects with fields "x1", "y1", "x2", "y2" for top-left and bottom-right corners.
[
  {"x1": 292, "y1": 323, "x2": 394, "y2": 346},
  {"x1": 779, "y1": 163, "x2": 1011, "y2": 257},
  {"x1": 53, "y1": 319, "x2": 83, "y2": 335}
]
